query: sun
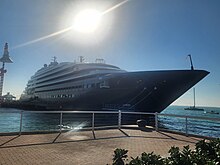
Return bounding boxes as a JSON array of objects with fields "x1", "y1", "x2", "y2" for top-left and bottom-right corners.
[{"x1": 72, "y1": 9, "x2": 102, "y2": 33}]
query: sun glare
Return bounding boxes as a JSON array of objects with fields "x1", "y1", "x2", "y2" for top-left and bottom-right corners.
[{"x1": 73, "y1": 9, "x2": 102, "y2": 33}]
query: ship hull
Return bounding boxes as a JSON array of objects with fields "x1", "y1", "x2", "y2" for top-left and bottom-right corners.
[{"x1": 19, "y1": 70, "x2": 209, "y2": 113}]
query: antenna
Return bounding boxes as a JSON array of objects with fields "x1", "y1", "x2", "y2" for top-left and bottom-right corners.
[
  {"x1": 187, "y1": 54, "x2": 194, "y2": 70},
  {"x1": 52, "y1": 56, "x2": 57, "y2": 63},
  {"x1": 79, "y1": 56, "x2": 84, "y2": 63}
]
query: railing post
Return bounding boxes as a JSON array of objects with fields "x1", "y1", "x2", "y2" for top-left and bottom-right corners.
[
  {"x1": 59, "y1": 112, "x2": 63, "y2": 133},
  {"x1": 19, "y1": 111, "x2": 23, "y2": 135},
  {"x1": 118, "y1": 110, "x2": 121, "y2": 129},
  {"x1": 185, "y1": 116, "x2": 188, "y2": 136},
  {"x1": 155, "y1": 112, "x2": 158, "y2": 131},
  {"x1": 92, "y1": 113, "x2": 95, "y2": 132}
]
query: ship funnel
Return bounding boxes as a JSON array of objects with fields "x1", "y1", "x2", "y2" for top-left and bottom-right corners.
[{"x1": 0, "y1": 43, "x2": 13, "y2": 63}]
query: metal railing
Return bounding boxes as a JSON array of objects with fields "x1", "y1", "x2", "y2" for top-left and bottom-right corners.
[
  {"x1": 0, "y1": 110, "x2": 220, "y2": 138},
  {"x1": 158, "y1": 113, "x2": 220, "y2": 138}
]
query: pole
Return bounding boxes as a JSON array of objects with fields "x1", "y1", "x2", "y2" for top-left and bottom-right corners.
[
  {"x1": 118, "y1": 110, "x2": 121, "y2": 129},
  {"x1": 19, "y1": 111, "x2": 23, "y2": 135},
  {"x1": 92, "y1": 113, "x2": 95, "y2": 132},
  {"x1": 155, "y1": 112, "x2": 158, "y2": 131},
  {"x1": 0, "y1": 43, "x2": 13, "y2": 99},
  {"x1": 193, "y1": 88, "x2": 196, "y2": 108},
  {"x1": 0, "y1": 63, "x2": 5, "y2": 98},
  {"x1": 188, "y1": 54, "x2": 194, "y2": 70},
  {"x1": 59, "y1": 112, "x2": 63, "y2": 133},
  {"x1": 185, "y1": 117, "x2": 188, "y2": 136}
]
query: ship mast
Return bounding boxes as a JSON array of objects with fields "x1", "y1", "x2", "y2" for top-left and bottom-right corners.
[
  {"x1": 188, "y1": 54, "x2": 194, "y2": 70},
  {"x1": 193, "y1": 87, "x2": 196, "y2": 108},
  {"x1": 0, "y1": 43, "x2": 13, "y2": 101}
]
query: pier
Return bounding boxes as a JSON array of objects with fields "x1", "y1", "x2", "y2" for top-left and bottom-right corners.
[
  {"x1": 0, "y1": 110, "x2": 218, "y2": 164},
  {"x1": 0, "y1": 128, "x2": 203, "y2": 165}
]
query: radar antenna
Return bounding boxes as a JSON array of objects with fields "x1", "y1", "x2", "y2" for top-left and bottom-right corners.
[
  {"x1": 52, "y1": 56, "x2": 57, "y2": 63},
  {"x1": 79, "y1": 56, "x2": 84, "y2": 63}
]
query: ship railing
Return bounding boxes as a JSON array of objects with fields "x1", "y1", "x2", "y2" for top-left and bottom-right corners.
[{"x1": 0, "y1": 110, "x2": 220, "y2": 138}]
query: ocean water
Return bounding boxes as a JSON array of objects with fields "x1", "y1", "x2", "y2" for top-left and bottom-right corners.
[
  {"x1": 160, "y1": 106, "x2": 220, "y2": 138},
  {"x1": 0, "y1": 106, "x2": 219, "y2": 138}
]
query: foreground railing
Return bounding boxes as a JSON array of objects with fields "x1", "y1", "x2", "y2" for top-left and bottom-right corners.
[
  {"x1": 158, "y1": 113, "x2": 220, "y2": 138},
  {"x1": 0, "y1": 110, "x2": 220, "y2": 138}
]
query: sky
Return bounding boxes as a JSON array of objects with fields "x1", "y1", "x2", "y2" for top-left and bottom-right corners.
[{"x1": 0, "y1": 0, "x2": 220, "y2": 107}]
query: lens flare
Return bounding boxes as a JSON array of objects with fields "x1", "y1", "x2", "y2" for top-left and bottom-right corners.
[
  {"x1": 73, "y1": 9, "x2": 102, "y2": 33},
  {"x1": 12, "y1": 0, "x2": 131, "y2": 49}
]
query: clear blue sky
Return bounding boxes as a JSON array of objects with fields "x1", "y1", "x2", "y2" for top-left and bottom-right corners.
[{"x1": 0, "y1": 0, "x2": 220, "y2": 107}]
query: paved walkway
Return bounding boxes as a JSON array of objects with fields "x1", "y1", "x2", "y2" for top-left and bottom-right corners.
[{"x1": 0, "y1": 128, "x2": 204, "y2": 165}]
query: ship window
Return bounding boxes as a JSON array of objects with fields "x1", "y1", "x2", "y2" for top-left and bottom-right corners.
[
  {"x1": 96, "y1": 83, "x2": 100, "y2": 88},
  {"x1": 62, "y1": 94, "x2": 67, "y2": 98}
]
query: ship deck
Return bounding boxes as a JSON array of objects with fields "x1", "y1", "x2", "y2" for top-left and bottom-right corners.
[{"x1": 0, "y1": 128, "x2": 205, "y2": 165}]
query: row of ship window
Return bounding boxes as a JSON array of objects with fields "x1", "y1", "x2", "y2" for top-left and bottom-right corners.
[
  {"x1": 35, "y1": 82, "x2": 105, "y2": 93},
  {"x1": 33, "y1": 81, "x2": 109, "y2": 99},
  {"x1": 36, "y1": 83, "x2": 104, "y2": 98},
  {"x1": 51, "y1": 94, "x2": 75, "y2": 98},
  {"x1": 37, "y1": 93, "x2": 76, "y2": 99}
]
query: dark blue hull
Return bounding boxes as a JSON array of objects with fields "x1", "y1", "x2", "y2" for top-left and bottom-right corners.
[{"x1": 17, "y1": 69, "x2": 209, "y2": 113}]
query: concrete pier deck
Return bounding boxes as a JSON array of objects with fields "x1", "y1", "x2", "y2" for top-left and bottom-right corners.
[{"x1": 0, "y1": 128, "x2": 204, "y2": 165}]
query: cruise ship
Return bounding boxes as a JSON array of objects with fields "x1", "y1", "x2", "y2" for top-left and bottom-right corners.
[{"x1": 19, "y1": 57, "x2": 209, "y2": 112}]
